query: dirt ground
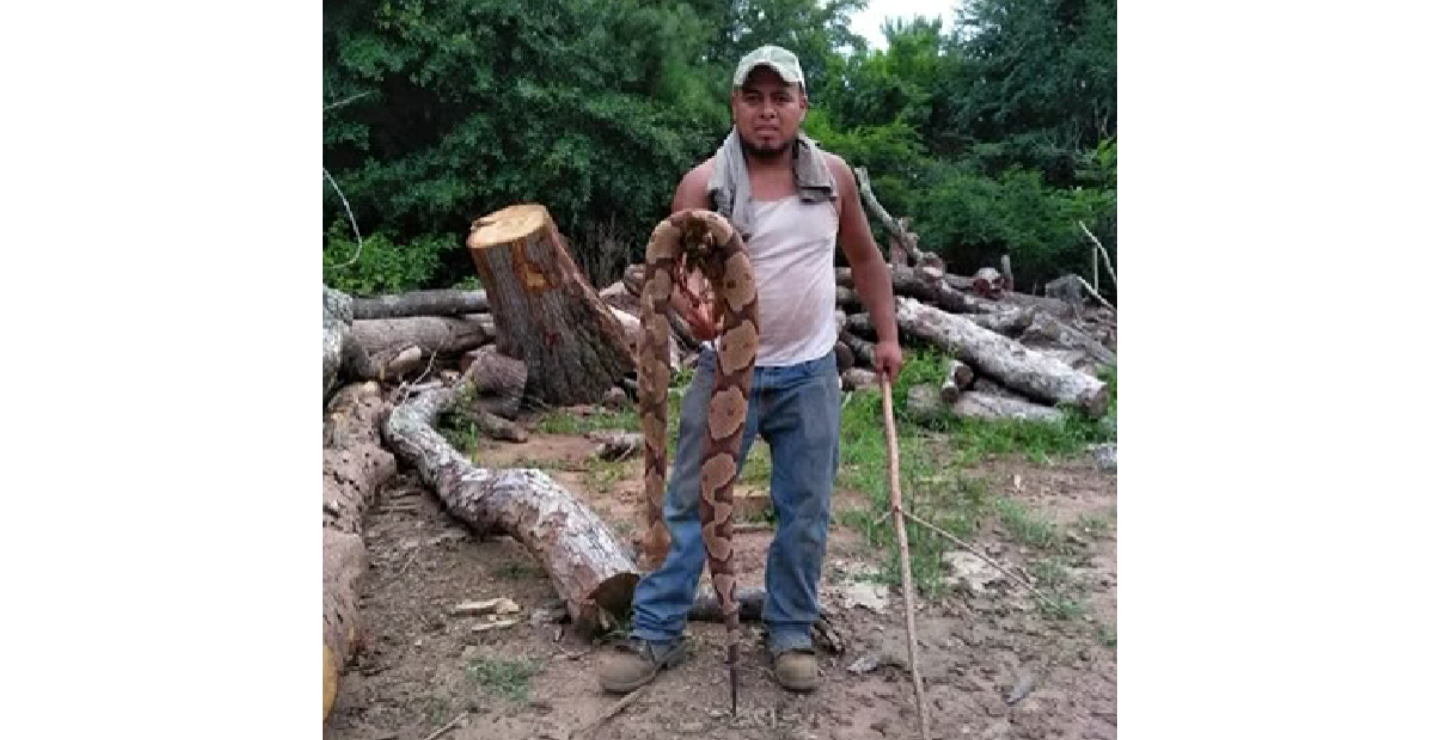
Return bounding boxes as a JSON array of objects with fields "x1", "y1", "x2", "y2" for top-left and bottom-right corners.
[{"x1": 325, "y1": 424, "x2": 1117, "y2": 740}]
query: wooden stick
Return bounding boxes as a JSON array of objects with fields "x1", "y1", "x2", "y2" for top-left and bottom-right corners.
[
  {"x1": 420, "y1": 712, "x2": 467, "y2": 740},
  {"x1": 568, "y1": 685, "x2": 650, "y2": 739},
  {"x1": 1071, "y1": 274, "x2": 1117, "y2": 313},
  {"x1": 900, "y1": 509, "x2": 1066, "y2": 612},
  {"x1": 1078, "y1": 221, "x2": 1118, "y2": 287},
  {"x1": 880, "y1": 377, "x2": 932, "y2": 740}
]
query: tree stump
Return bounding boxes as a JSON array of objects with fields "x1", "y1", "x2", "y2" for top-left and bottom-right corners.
[{"x1": 466, "y1": 204, "x2": 634, "y2": 406}]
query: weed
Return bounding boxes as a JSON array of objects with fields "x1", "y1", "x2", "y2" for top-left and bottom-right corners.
[{"x1": 466, "y1": 656, "x2": 540, "y2": 704}]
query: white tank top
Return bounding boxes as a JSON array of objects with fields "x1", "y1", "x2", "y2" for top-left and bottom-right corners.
[{"x1": 740, "y1": 195, "x2": 840, "y2": 367}]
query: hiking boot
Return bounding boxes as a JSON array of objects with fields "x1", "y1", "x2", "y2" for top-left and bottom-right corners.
[
  {"x1": 597, "y1": 638, "x2": 687, "y2": 694},
  {"x1": 774, "y1": 649, "x2": 819, "y2": 692}
]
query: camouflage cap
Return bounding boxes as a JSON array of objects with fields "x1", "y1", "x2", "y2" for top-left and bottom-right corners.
[{"x1": 733, "y1": 45, "x2": 805, "y2": 89}]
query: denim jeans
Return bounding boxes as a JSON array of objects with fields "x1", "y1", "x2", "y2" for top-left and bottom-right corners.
[{"x1": 630, "y1": 348, "x2": 841, "y2": 655}]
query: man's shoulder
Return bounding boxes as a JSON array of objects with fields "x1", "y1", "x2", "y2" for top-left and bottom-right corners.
[{"x1": 817, "y1": 149, "x2": 854, "y2": 186}]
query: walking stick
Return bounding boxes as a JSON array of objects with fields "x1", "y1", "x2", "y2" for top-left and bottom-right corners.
[{"x1": 879, "y1": 375, "x2": 932, "y2": 740}]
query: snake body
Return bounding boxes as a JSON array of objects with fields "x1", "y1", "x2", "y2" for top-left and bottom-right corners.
[{"x1": 637, "y1": 209, "x2": 758, "y2": 711}]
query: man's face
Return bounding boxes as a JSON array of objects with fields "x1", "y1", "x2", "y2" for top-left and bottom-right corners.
[{"x1": 730, "y1": 66, "x2": 807, "y2": 160}]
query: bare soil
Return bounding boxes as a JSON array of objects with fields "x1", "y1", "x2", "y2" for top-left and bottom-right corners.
[{"x1": 325, "y1": 428, "x2": 1117, "y2": 740}]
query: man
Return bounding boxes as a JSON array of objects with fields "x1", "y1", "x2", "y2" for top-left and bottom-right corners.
[{"x1": 597, "y1": 45, "x2": 903, "y2": 694}]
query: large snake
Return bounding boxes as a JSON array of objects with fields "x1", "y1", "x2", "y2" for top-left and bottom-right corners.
[{"x1": 637, "y1": 208, "x2": 758, "y2": 713}]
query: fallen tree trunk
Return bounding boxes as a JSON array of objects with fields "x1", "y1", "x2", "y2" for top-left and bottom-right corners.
[
  {"x1": 349, "y1": 315, "x2": 494, "y2": 373},
  {"x1": 838, "y1": 329, "x2": 877, "y2": 369},
  {"x1": 895, "y1": 297, "x2": 1109, "y2": 417},
  {"x1": 467, "y1": 204, "x2": 634, "y2": 406},
  {"x1": 459, "y1": 346, "x2": 528, "y2": 420},
  {"x1": 955, "y1": 391, "x2": 1065, "y2": 423},
  {"x1": 352, "y1": 289, "x2": 489, "y2": 320},
  {"x1": 383, "y1": 380, "x2": 639, "y2": 635},
  {"x1": 1020, "y1": 311, "x2": 1118, "y2": 366},
  {"x1": 323, "y1": 287, "x2": 353, "y2": 398},
  {"x1": 836, "y1": 266, "x2": 986, "y2": 314},
  {"x1": 322, "y1": 382, "x2": 397, "y2": 723}
]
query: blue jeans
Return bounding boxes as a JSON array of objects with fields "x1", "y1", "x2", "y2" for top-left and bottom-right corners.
[{"x1": 630, "y1": 348, "x2": 841, "y2": 655}]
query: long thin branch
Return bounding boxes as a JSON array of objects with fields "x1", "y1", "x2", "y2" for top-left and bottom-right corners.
[
  {"x1": 323, "y1": 167, "x2": 364, "y2": 269},
  {"x1": 854, "y1": 167, "x2": 922, "y2": 263},
  {"x1": 880, "y1": 378, "x2": 931, "y2": 740},
  {"x1": 324, "y1": 91, "x2": 374, "y2": 112},
  {"x1": 568, "y1": 684, "x2": 650, "y2": 739},
  {"x1": 1071, "y1": 273, "x2": 1117, "y2": 312},
  {"x1": 900, "y1": 509, "x2": 1065, "y2": 612},
  {"x1": 420, "y1": 712, "x2": 466, "y2": 740},
  {"x1": 1078, "y1": 221, "x2": 1118, "y2": 287}
]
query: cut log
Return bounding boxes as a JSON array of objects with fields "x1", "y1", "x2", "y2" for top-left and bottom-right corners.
[
  {"x1": 323, "y1": 382, "x2": 398, "y2": 535},
  {"x1": 323, "y1": 287, "x2": 354, "y2": 398},
  {"x1": 895, "y1": 297, "x2": 1108, "y2": 417},
  {"x1": 349, "y1": 315, "x2": 494, "y2": 374},
  {"x1": 842, "y1": 367, "x2": 879, "y2": 391},
  {"x1": 838, "y1": 329, "x2": 877, "y2": 369},
  {"x1": 323, "y1": 528, "x2": 365, "y2": 722},
  {"x1": 322, "y1": 382, "x2": 397, "y2": 723},
  {"x1": 598, "y1": 280, "x2": 641, "y2": 316},
  {"x1": 466, "y1": 203, "x2": 634, "y2": 406},
  {"x1": 955, "y1": 391, "x2": 1065, "y2": 423},
  {"x1": 940, "y1": 359, "x2": 975, "y2": 404},
  {"x1": 967, "y1": 306, "x2": 1037, "y2": 337},
  {"x1": 352, "y1": 289, "x2": 489, "y2": 319},
  {"x1": 846, "y1": 312, "x2": 877, "y2": 340},
  {"x1": 459, "y1": 346, "x2": 529, "y2": 420},
  {"x1": 837, "y1": 265, "x2": 986, "y2": 313},
  {"x1": 383, "y1": 379, "x2": 639, "y2": 635},
  {"x1": 451, "y1": 404, "x2": 529, "y2": 443},
  {"x1": 586, "y1": 430, "x2": 645, "y2": 461},
  {"x1": 1000, "y1": 291, "x2": 1077, "y2": 318},
  {"x1": 834, "y1": 341, "x2": 855, "y2": 373},
  {"x1": 1019, "y1": 312, "x2": 1118, "y2": 366},
  {"x1": 906, "y1": 384, "x2": 945, "y2": 425},
  {"x1": 973, "y1": 267, "x2": 1009, "y2": 299}
]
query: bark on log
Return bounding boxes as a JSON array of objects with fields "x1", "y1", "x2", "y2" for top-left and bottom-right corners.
[
  {"x1": 839, "y1": 329, "x2": 877, "y2": 369},
  {"x1": 1019, "y1": 311, "x2": 1118, "y2": 366},
  {"x1": 906, "y1": 384, "x2": 945, "y2": 425},
  {"x1": 322, "y1": 382, "x2": 397, "y2": 723},
  {"x1": 955, "y1": 391, "x2": 1065, "y2": 423},
  {"x1": 349, "y1": 315, "x2": 494, "y2": 374},
  {"x1": 846, "y1": 312, "x2": 877, "y2": 340},
  {"x1": 586, "y1": 430, "x2": 645, "y2": 461},
  {"x1": 895, "y1": 297, "x2": 1109, "y2": 417},
  {"x1": 842, "y1": 367, "x2": 879, "y2": 391},
  {"x1": 323, "y1": 287, "x2": 354, "y2": 398},
  {"x1": 967, "y1": 306, "x2": 1037, "y2": 337},
  {"x1": 834, "y1": 341, "x2": 855, "y2": 373},
  {"x1": 323, "y1": 528, "x2": 365, "y2": 722},
  {"x1": 352, "y1": 289, "x2": 489, "y2": 320},
  {"x1": 837, "y1": 266, "x2": 985, "y2": 313},
  {"x1": 459, "y1": 346, "x2": 529, "y2": 420},
  {"x1": 383, "y1": 380, "x2": 639, "y2": 635},
  {"x1": 1000, "y1": 291, "x2": 1078, "y2": 318},
  {"x1": 466, "y1": 204, "x2": 634, "y2": 406},
  {"x1": 455, "y1": 406, "x2": 529, "y2": 443}
]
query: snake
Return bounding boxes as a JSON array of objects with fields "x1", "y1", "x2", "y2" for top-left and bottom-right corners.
[{"x1": 636, "y1": 208, "x2": 759, "y2": 712}]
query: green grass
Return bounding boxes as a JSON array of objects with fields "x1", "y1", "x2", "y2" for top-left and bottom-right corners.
[
  {"x1": 833, "y1": 348, "x2": 1116, "y2": 613},
  {"x1": 466, "y1": 656, "x2": 540, "y2": 704}
]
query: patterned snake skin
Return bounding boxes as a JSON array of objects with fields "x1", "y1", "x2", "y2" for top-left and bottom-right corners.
[{"x1": 637, "y1": 209, "x2": 758, "y2": 712}]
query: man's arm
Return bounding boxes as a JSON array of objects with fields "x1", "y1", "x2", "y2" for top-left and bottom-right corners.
[{"x1": 827, "y1": 153, "x2": 903, "y2": 381}]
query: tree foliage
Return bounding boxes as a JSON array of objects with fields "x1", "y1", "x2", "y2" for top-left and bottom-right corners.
[{"x1": 322, "y1": 0, "x2": 1116, "y2": 298}]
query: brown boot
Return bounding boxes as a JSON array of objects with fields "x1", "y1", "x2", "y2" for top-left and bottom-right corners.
[
  {"x1": 596, "y1": 638, "x2": 687, "y2": 694},
  {"x1": 774, "y1": 649, "x2": 819, "y2": 692}
]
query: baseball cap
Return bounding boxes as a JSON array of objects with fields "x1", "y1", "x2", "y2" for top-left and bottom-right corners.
[{"x1": 732, "y1": 45, "x2": 805, "y2": 89}]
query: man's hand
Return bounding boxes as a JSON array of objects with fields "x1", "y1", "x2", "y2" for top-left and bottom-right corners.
[
  {"x1": 873, "y1": 339, "x2": 903, "y2": 384},
  {"x1": 684, "y1": 299, "x2": 718, "y2": 342}
]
